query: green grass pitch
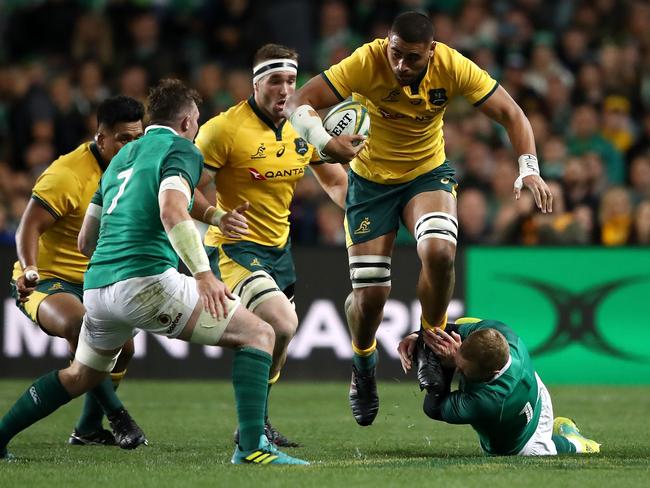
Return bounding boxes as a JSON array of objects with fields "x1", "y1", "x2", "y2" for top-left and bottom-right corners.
[{"x1": 1, "y1": 380, "x2": 648, "y2": 487}]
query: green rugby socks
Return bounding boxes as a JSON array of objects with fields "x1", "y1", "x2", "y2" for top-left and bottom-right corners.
[
  {"x1": 232, "y1": 347, "x2": 272, "y2": 451},
  {"x1": 0, "y1": 371, "x2": 72, "y2": 449}
]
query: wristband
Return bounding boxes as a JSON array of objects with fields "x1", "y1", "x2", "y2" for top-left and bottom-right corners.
[
  {"x1": 167, "y1": 220, "x2": 211, "y2": 276},
  {"x1": 289, "y1": 104, "x2": 333, "y2": 153},
  {"x1": 203, "y1": 205, "x2": 227, "y2": 226},
  {"x1": 24, "y1": 265, "x2": 40, "y2": 282},
  {"x1": 514, "y1": 154, "x2": 540, "y2": 190}
]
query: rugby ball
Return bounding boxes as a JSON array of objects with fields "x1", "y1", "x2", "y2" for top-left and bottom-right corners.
[{"x1": 320, "y1": 100, "x2": 370, "y2": 161}]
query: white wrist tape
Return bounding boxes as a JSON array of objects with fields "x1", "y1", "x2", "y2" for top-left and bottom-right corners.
[
  {"x1": 203, "y1": 205, "x2": 227, "y2": 226},
  {"x1": 514, "y1": 154, "x2": 540, "y2": 190},
  {"x1": 24, "y1": 266, "x2": 40, "y2": 282},
  {"x1": 167, "y1": 220, "x2": 210, "y2": 275},
  {"x1": 159, "y1": 175, "x2": 191, "y2": 204},
  {"x1": 289, "y1": 104, "x2": 333, "y2": 153}
]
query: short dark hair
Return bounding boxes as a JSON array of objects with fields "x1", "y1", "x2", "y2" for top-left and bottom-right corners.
[
  {"x1": 147, "y1": 79, "x2": 202, "y2": 126},
  {"x1": 459, "y1": 328, "x2": 509, "y2": 374},
  {"x1": 97, "y1": 95, "x2": 144, "y2": 129},
  {"x1": 390, "y1": 11, "x2": 434, "y2": 44},
  {"x1": 253, "y1": 43, "x2": 298, "y2": 66}
]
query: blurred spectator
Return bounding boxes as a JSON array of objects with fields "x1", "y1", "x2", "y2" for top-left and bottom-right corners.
[
  {"x1": 628, "y1": 155, "x2": 650, "y2": 203},
  {"x1": 598, "y1": 186, "x2": 634, "y2": 246},
  {"x1": 315, "y1": 0, "x2": 362, "y2": 70},
  {"x1": 118, "y1": 65, "x2": 149, "y2": 108},
  {"x1": 72, "y1": 59, "x2": 109, "y2": 117},
  {"x1": 601, "y1": 95, "x2": 635, "y2": 154},
  {"x1": 49, "y1": 74, "x2": 86, "y2": 155},
  {"x1": 567, "y1": 104, "x2": 624, "y2": 184},
  {"x1": 457, "y1": 188, "x2": 491, "y2": 245},
  {"x1": 71, "y1": 13, "x2": 114, "y2": 68},
  {"x1": 540, "y1": 135, "x2": 568, "y2": 181},
  {"x1": 628, "y1": 200, "x2": 650, "y2": 245}
]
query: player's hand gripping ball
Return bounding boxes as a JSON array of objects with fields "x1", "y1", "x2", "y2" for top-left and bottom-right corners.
[{"x1": 320, "y1": 100, "x2": 370, "y2": 162}]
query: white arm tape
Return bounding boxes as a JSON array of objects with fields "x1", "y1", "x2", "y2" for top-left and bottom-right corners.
[
  {"x1": 289, "y1": 104, "x2": 333, "y2": 153},
  {"x1": 203, "y1": 205, "x2": 227, "y2": 226},
  {"x1": 514, "y1": 154, "x2": 540, "y2": 190},
  {"x1": 167, "y1": 220, "x2": 211, "y2": 275},
  {"x1": 159, "y1": 175, "x2": 191, "y2": 205},
  {"x1": 86, "y1": 202, "x2": 102, "y2": 219}
]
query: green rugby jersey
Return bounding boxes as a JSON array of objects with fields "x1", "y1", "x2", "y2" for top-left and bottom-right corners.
[
  {"x1": 440, "y1": 320, "x2": 541, "y2": 455},
  {"x1": 84, "y1": 126, "x2": 203, "y2": 290}
]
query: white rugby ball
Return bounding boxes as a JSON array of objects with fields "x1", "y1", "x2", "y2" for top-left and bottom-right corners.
[{"x1": 320, "y1": 100, "x2": 370, "y2": 161}]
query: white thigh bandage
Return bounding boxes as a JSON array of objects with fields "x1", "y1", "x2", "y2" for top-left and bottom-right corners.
[
  {"x1": 233, "y1": 270, "x2": 284, "y2": 310},
  {"x1": 414, "y1": 212, "x2": 458, "y2": 245},
  {"x1": 190, "y1": 295, "x2": 241, "y2": 345},
  {"x1": 75, "y1": 324, "x2": 121, "y2": 372},
  {"x1": 349, "y1": 255, "x2": 391, "y2": 289}
]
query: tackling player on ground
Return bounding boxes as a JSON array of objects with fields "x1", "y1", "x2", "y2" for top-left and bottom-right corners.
[
  {"x1": 285, "y1": 11, "x2": 553, "y2": 426},
  {"x1": 10, "y1": 96, "x2": 146, "y2": 447},
  {"x1": 195, "y1": 43, "x2": 348, "y2": 447},
  {"x1": 398, "y1": 318, "x2": 601, "y2": 455},
  {"x1": 0, "y1": 79, "x2": 308, "y2": 465}
]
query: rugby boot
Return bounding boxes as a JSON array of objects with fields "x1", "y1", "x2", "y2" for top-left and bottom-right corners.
[
  {"x1": 107, "y1": 408, "x2": 147, "y2": 450},
  {"x1": 234, "y1": 418, "x2": 301, "y2": 448},
  {"x1": 231, "y1": 434, "x2": 309, "y2": 465},
  {"x1": 553, "y1": 417, "x2": 601, "y2": 453},
  {"x1": 349, "y1": 362, "x2": 379, "y2": 426},
  {"x1": 414, "y1": 332, "x2": 444, "y2": 394},
  {"x1": 68, "y1": 427, "x2": 117, "y2": 446}
]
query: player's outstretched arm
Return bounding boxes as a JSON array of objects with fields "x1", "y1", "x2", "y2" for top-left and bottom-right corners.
[
  {"x1": 477, "y1": 86, "x2": 553, "y2": 213},
  {"x1": 78, "y1": 203, "x2": 102, "y2": 258},
  {"x1": 285, "y1": 76, "x2": 365, "y2": 163},
  {"x1": 15, "y1": 199, "x2": 58, "y2": 299},
  {"x1": 310, "y1": 163, "x2": 348, "y2": 209}
]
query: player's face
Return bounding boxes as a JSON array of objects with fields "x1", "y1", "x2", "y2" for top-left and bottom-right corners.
[
  {"x1": 97, "y1": 121, "x2": 143, "y2": 162},
  {"x1": 255, "y1": 71, "x2": 296, "y2": 121},
  {"x1": 387, "y1": 34, "x2": 434, "y2": 86}
]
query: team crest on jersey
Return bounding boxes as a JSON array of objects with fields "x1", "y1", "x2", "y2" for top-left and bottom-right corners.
[
  {"x1": 381, "y1": 89, "x2": 400, "y2": 102},
  {"x1": 251, "y1": 143, "x2": 267, "y2": 159},
  {"x1": 428, "y1": 88, "x2": 448, "y2": 106},
  {"x1": 294, "y1": 138, "x2": 308, "y2": 155},
  {"x1": 48, "y1": 282, "x2": 64, "y2": 292},
  {"x1": 248, "y1": 168, "x2": 267, "y2": 180},
  {"x1": 250, "y1": 258, "x2": 262, "y2": 267},
  {"x1": 354, "y1": 217, "x2": 371, "y2": 235}
]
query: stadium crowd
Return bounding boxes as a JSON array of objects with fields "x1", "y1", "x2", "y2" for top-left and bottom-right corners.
[{"x1": 0, "y1": 0, "x2": 649, "y2": 247}]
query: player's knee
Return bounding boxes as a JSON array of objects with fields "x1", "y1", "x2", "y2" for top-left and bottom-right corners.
[
  {"x1": 253, "y1": 320, "x2": 276, "y2": 353},
  {"x1": 420, "y1": 240, "x2": 455, "y2": 275},
  {"x1": 354, "y1": 287, "x2": 390, "y2": 319},
  {"x1": 61, "y1": 318, "x2": 83, "y2": 349},
  {"x1": 267, "y1": 311, "x2": 298, "y2": 345}
]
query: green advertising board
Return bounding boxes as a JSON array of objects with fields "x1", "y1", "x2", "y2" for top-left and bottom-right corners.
[{"x1": 466, "y1": 247, "x2": 650, "y2": 384}]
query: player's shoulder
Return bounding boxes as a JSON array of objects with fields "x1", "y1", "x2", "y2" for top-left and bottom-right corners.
[
  {"x1": 202, "y1": 100, "x2": 252, "y2": 130},
  {"x1": 38, "y1": 142, "x2": 95, "y2": 184},
  {"x1": 354, "y1": 38, "x2": 387, "y2": 61},
  {"x1": 432, "y1": 42, "x2": 472, "y2": 71}
]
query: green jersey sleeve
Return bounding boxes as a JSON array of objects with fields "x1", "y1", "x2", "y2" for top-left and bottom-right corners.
[
  {"x1": 160, "y1": 139, "x2": 204, "y2": 192},
  {"x1": 91, "y1": 182, "x2": 103, "y2": 207},
  {"x1": 440, "y1": 391, "x2": 484, "y2": 424}
]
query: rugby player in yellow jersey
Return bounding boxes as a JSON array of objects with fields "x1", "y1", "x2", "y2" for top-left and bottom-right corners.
[
  {"x1": 10, "y1": 96, "x2": 147, "y2": 448},
  {"x1": 195, "y1": 44, "x2": 349, "y2": 447},
  {"x1": 285, "y1": 11, "x2": 553, "y2": 426}
]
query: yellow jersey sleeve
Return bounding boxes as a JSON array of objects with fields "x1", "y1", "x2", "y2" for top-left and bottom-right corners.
[
  {"x1": 323, "y1": 41, "x2": 378, "y2": 100},
  {"x1": 195, "y1": 114, "x2": 235, "y2": 170},
  {"x1": 309, "y1": 144, "x2": 322, "y2": 164},
  {"x1": 32, "y1": 166, "x2": 81, "y2": 218},
  {"x1": 448, "y1": 48, "x2": 498, "y2": 106}
]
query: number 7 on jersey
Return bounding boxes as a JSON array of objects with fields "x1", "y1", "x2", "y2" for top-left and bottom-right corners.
[{"x1": 106, "y1": 168, "x2": 134, "y2": 214}]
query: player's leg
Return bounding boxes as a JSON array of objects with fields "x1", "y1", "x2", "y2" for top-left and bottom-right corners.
[
  {"x1": 0, "y1": 331, "x2": 124, "y2": 459},
  {"x1": 128, "y1": 269, "x2": 306, "y2": 464},
  {"x1": 36, "y1": 291, "x2": 136, "y2": 445},
  {"x1": 345, "y1": 232, "x2": 396, "y2": 426},
  {"x1": 402, "y1": 189, "x2": 457, "y2": 393},
  {"x1": 249, "y1": 292, "x2": 300, "y2": 447}
]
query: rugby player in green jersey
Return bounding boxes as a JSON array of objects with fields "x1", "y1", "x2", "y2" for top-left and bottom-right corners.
[
  {"x1": 0, "y1": 79, "x2": 307, "y2": 465},
  {"x1": 398, "y1": 318, "x2": 600, "y2": 455}
]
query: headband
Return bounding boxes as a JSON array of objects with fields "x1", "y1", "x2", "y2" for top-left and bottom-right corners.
[{"x1": 253, "y1": 58, "x2": 298, "y2": 84}]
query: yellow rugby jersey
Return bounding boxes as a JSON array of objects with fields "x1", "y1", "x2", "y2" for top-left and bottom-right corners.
[
  {"x1": 196, "y1": 96, "x2": 320, "y2": 248},
  {"x1": 323, "y1": 38, "x2": 498, "y2": 184},
  {"x1": 12, "y1": 142, "x2": 105, "y2": 284}
]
